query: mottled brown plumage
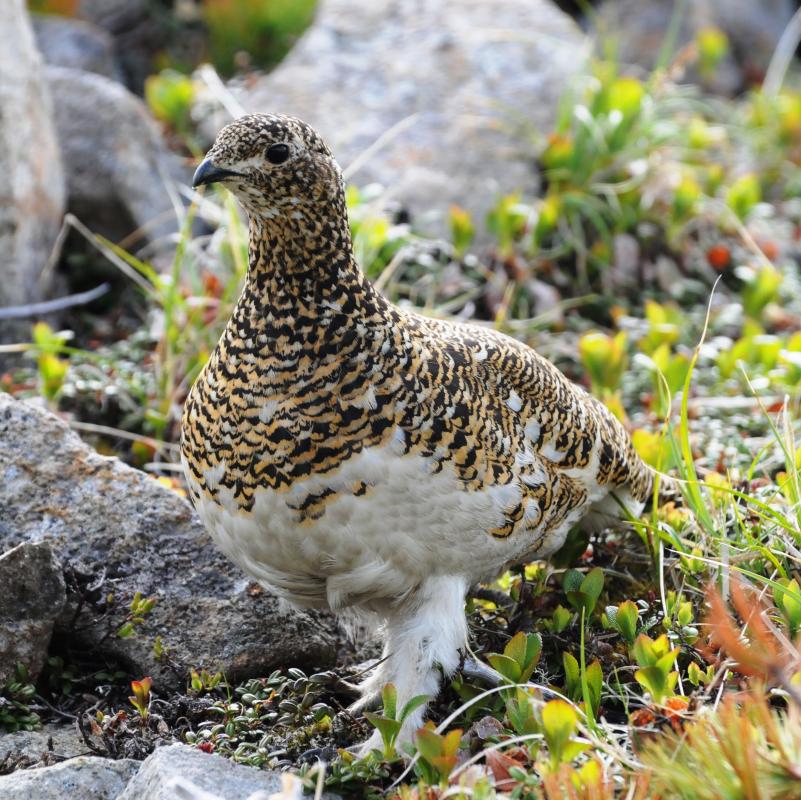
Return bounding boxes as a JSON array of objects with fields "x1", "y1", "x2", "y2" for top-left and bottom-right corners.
[{"x1": 181, "y1": 114, "x2": 661, "y2": 749}]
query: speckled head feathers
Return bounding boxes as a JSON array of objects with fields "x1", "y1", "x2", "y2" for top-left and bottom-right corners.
[{"x1": 197, "y1": 113, "x2": 344, "y2": 216}]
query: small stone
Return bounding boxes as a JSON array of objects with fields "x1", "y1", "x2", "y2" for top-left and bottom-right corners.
[
  {"x1": 117, "y1": 743, "x2": 339, "y2": 800},
  {"x1": 0, "y1": 755, "x2": 139, "y2": 800},
  {"x1": 0, "y1": 542, "x2": 66, "y2": 687},
  {"x1": 0, "y1": 723, "x2": 87, "y2": 769},
  {"x1": 471, "y1": 715, "x2": 505, "y2": 740}
]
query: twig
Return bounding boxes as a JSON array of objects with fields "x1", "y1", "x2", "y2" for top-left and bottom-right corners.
[
  {"x1": 372, "y1": 247, "x2": 410, "y2": 293},
  {"x1": 343, "y1": 113, "x2": 420, "y2": 182},
  {"x1": 0, "y1": 284, "x2": 110, "y2": 320},
  {"x1": 47, "y1": 215, "x2": 153, "y2": 294},
  {"x1": 37, "y1": 214, "x2": 73, "y2": 291},
  {"x1": 33, "y1": 694, "x2": 78, "y2": 722},
  {"x1": 764, "y1": 6, "x2": 801, "y2": 96},
  {"x1": 197, "y1": 64, "x2": 246, "y2": 120},
  {"x1": 67, "y1": 420, "x2": 181, "y2": 455}
]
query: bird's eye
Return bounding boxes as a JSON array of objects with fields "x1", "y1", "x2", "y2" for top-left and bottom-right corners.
[{"x1": 266, "y1": 143, "x2": 290, "y2": 165}]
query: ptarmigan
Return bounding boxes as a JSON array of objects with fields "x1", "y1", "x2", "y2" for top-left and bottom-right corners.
[{"x1": 182, "y1": 114, "x2": 662, "y2": 749}]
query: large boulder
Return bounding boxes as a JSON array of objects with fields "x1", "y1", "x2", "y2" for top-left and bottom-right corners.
[
  {"x1": 0, "y1": 0, "x2": 65, "y2": 337},
  {"x1": 0, "y1": 755, "x2": 138, "y2": 800},
  {"x1": 45, "y1": 66, "x2": 188, "y2": 247},
  {"x1": 0, "y1": 394, "x2": 339, "y2": 691},
  {"x1": 32, "y1": 14, "x2": 122, "y2": 82},
  {"x1": 591, "y1": 0, "x2": 795, "y2": 94},
  {"x1": 236, "y1": 0, "x2": 588, "y2": 238},
  {"x1": 0, "y1": 542, "x2": 66, "y2": 687}
]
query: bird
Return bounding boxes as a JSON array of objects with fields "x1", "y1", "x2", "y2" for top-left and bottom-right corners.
[{"x1": 181, "y1": 113, "x2": 666, "y2": 752}]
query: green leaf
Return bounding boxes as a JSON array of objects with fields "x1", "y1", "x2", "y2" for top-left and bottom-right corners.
[
  {"x1": 381, "y1": 683, "x2": 397, "y2": 721},
  {"x1": 551, "y1": 605, "x2": 572, "y2": 633},
  {"x1": 585, "y1": 660, "x2": 602, "y2": 711},
  {"x1": 521, "y1": 633, "x2": 543, "y2": 681},
  {"x1": 398, "y1": 694, "x2": 429, "y2": 725},
  {"x1": 506, "y1": 694, "x2": 539, "y2": 736},
  {"x1": 563, "y1": 569, "x2": 584, "y2": 595},
  {"x1": 561, "y1": 740, "x2": 591, "y2": 763},
  {"x1": 634, "y1": 665, "x2": 666, "y2": 702},
  {"x1": 145, "y1": 69, "x2": 195, "y2": 133},
  {"x1": 563, "y1": 651, "x2": 580, "y2": 700},
  {"x1": 505, "y1": 631, "x2": 528, "y2": 666},
  {"x1": 414, "y1": 727, "x2": 443, "y2": 762},
  {"x1": 487, "y1": 654, "x2": 521, "y2": 684},
  {"x1": 363, "y1": 713, "x2": 400, "y2": 752},
  {"x1": 632, "y1": 634, "x2": 656, "y2": 667},
  {"x1": 442, "y1": 728, "x2": 462, "y2": 757},
  {"x1": 607, "y1": 76, "x2": 644, "y2": 119},
  {"x1": 726, "y1": 173, "x2": 761, "y2": 220},
  {"x1": 117, "y1": 623, "x2": 135, "y2": 639},
  {"x1": 449, "y1": 205, "x2": 475, "y2": 257},
  {"x1": 742, "y1": 264, "x2": 782, "y2": 319},
  {"x1": 656, "y1": 648, "x2": 679, "y2": 676},
  {"x1": 616, "y1": 600, "x2": 639, "y2": 644},
  {"x1": 542, "y1": 699, "x2": 578, "y2": 765},
  {"x1": 580, "y1": 568, "x2": 604, "y2": 603},
  {"x1": 566, "y1": 590, "x2": 597, "y2": 616}
]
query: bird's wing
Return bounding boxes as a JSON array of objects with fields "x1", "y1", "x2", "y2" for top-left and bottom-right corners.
[{"x1": 412, "y1": 315, "x2": 656, "y2": 511}]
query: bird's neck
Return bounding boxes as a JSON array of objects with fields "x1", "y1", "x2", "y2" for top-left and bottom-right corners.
[{"x1": 233, "y1": 207, "x2": 388, "y2": 339}]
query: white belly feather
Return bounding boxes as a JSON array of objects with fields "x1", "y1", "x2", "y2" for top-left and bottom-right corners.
[{"x1": 182, "y1": 429, "x2": 579, "y2": 612}]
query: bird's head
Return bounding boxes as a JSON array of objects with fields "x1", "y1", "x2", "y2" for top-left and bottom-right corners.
[{"x1": 192, "y1": 114, "x2": 344, "y2": 220}]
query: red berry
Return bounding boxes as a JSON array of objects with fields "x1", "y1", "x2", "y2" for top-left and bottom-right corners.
[{"x1": 706, "y1": 244, "x2": 730, "y2": 271}]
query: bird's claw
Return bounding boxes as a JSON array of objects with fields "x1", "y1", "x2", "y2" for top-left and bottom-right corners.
[{"x1": 461, "y1": 657, "x2": 507, "y2": 688}]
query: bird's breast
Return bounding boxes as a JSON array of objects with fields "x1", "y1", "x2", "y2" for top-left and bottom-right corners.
[{"x1": 181, "y1": 431, "x2": 565, "y2": 610}]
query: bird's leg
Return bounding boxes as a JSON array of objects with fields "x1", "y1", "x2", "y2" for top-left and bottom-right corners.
[
  {"x1": 348, "y1": 647, "x2": 392, "y2": 715},
  {"x1": 354, "y1": 575, "x2": 468, "y2": 757}
]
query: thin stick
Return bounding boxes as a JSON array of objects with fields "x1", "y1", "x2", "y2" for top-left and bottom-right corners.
[
  {"x1": 764, "y1": 7, "x2": 801, "y2": 96},
  {"x1": 37, "y1": 214, "x2": 73, "y2": 291},
  {"x1": 197, "y1": 64, "x2": 246, "y2": 120},
  {"x1": 343, "y1": 113, "x2": 420, "y2": 182},
  {"x1": 372, "y1": 247, "x2": 409, "y2": 293},
  {"x1": 0, "y1": 283, "x2": 110, "y2": 320},
  {"x1": 67, "y1": 420, "x2": 180, "y2": 455}
]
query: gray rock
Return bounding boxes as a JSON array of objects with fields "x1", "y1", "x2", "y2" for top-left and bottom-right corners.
[
  {"x1": 46, "y1": 66, "x2": 188, "y2": 245},
  {"x1": 0, "y1": 723, "x2": 87, "y2": 768},
  {"x1": 118, "y1": 743, "x2": 330, "y2": 800},
  {"x1": 0, "y1": 395, "x2": 338, "y2": 691},
  {"x1": 0, "y1": 542, "x2": 66, "y2": 687},
  {"x1": 32, "y1": 14, "x2": 121, "y2": 81},
  {"x1": 77, "y1": 0, "x2": 180, "y2": 95},
  {"x1": 592, "y1": 0, "x2": 794, "y2": 94},
  {"x1": 236, "y1": 0, "x2": 588, "y2": 238},
  {"x1": 78, "y1": 0, "x2": 148, "y2": 31},
  {"x1": 0, "y1": 755, "x2": 138, "y2": 800},
  {"x1": 0, "y1": 0, "x2": 65, "y2": 338}
]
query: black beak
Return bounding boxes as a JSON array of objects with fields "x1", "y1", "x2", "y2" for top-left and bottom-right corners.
[{"x1": 192, "y1": 157, "x2": 245, "y2": 188}]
